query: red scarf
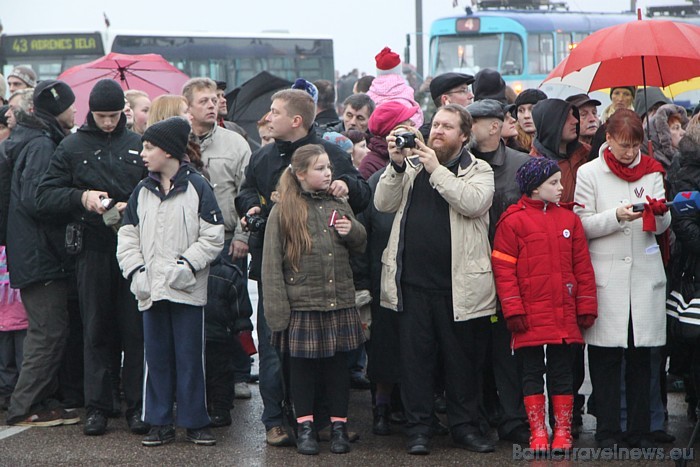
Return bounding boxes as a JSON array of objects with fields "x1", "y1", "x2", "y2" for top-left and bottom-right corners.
[
  {"x1": 604, "y1": 147, "x2": 670, "y2": 264},
  {"x1": 603, "y1": 147, "x2": 665, "y2": 182}
]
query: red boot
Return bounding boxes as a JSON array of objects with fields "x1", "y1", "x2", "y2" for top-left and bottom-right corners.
[
  {"x1": 523, "y1": 394, "x2": 548, "y2": 452},
  {"x1": 550, "y1": 394, "x2": 574, "y2": 450}
]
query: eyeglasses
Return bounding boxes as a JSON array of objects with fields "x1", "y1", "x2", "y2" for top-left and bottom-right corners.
[{"x1": 446, "y1": 87, "x2": 471, "y2": 95}]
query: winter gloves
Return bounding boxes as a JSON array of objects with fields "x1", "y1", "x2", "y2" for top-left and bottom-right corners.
[
  {"x1": 506, "y1": 315, "x2": 529, "y2": 333},
  {"x1": 577, "y1": 314, "x2": 596, "y2": 329},
  {"x1": 642, "y1": 195, "x2": 669, "y2": 232}
]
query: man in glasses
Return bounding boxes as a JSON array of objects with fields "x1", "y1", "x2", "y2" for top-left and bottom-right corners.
[{"x1": 420, "y1": 73, "x2": 475, "y2": 140}]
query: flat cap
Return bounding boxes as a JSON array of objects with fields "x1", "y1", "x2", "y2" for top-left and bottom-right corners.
[
  {"x1": 430, "y1": 72, "x2": 475, "y2": 101},
  {"x1": 565, "y1": 93, "x2": 601, "y2": 109},
  {"x1": 467, "y1": 99, "x2": 504, "y2": 120}
]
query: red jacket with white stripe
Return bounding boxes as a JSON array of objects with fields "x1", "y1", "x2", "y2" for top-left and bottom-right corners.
[{"x1": 492, "y1": 195, "x2": 597, "y2": 349}]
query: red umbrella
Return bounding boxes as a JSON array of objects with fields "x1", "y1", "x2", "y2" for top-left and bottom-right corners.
[
  {"x1": 59, "y1": 52, "x2": 190, "y2": 126},
  {"x1": 542, "y1": 18, "x2": 700, "y2": 91}
]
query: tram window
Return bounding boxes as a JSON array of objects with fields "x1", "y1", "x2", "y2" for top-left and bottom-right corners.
[
  {"x1": 433, "y1": 33, "x2": 521, "y2": 76},
  {"x1": 528, "y1": 34, "x2": 555, "y2": 75},
  {"x1": 501, "y1": 34, "x2": 523, "y2": 75},
  {"x1": 556, "y1": 33, "x2": 572, "y2": 62}
]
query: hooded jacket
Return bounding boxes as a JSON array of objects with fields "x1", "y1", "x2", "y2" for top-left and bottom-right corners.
[
  {"x1": 648, "y1": 103, "x2": 689, "y2": 173},
  {"x1": 492, "y1": 196, "x2": 597, "y2": 349},
  {"x1": 36, "y1": 113, "x2": 147, "y2": 252},
  {"x1": 531, "y1": 99, "x2": 591, "y2": 203},
  {"x1": 358, "y1": 135, "x2": 389, "y2": 180},
  {"x1": 5, "y1": 110, "x2": 71, "y2": 288},
  {"x1": 634, "y1": 87, "x2": 670, "y2": 120}
]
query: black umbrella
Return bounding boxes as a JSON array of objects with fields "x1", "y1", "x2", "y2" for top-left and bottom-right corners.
[{"x1": 226, "y1": 71, "x2": 293, "y2": 146}]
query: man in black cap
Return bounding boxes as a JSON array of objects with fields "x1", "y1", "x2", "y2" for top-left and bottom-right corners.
[
  {"x1": 4, "y1": 80, "x2": 78, "y2": 427},
  {"x1": 419, "y1": 72, "x2": 475, "y2": 140},
  {"x1": 36, "y1": 78, "x2": 149, "y2": 437},
  {"x1": 566, "y1": 94, "x2": 601, "y2": 146},
  {"x1": 510, "y1": 89, "x2": 547, "y2": 153},
  {"x1": 467, "y1": 99, "x2": 531, "y2": 445}
]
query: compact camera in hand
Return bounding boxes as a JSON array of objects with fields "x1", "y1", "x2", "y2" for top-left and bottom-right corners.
[
  {"x1": 395, "y1": 132, "x2": 417, "y2": 149},
  {"x1": 245, "y1": 213, "x2": 267, "y2": 232},
  {"x1": 100, "y1": 196, "x2": 116, "y2": 210}
]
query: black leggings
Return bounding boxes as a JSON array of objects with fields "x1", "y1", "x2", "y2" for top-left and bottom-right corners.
[
  {"x1": 290, "y1": 351, "x2": 350, "y2": 418},
  {"x1": 516, "y1": 344, "x2": 573, "y2": 396}
]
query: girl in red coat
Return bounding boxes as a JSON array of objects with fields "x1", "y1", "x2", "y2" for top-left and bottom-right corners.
[{"x1": 492, "y1": 157, "x2": 597, "y2": 452}]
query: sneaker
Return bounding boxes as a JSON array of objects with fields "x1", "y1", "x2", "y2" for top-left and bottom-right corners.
[
  {"x1": 266, "y1": 425, "x2": 293, "y2": 447},
  {"x1": 60, "y1": 409, "x2": 81, "y2": 425},
  {"x1": 142, "y1": 425, "x2": 176, "y2": 447},
  {"x1": 15, "y1": 409, "x2": 64, "y2": 427},
  {"x1": 186, "y1": 427, "x2": 216, "y2": 446},
  {"x1": 234, "y1": 382, "x2": 252, "y2": 399}
]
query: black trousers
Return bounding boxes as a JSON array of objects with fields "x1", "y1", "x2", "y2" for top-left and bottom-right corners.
[
  {"x1": 76, "y1": 249, "x2": 143, "y2": 416},
  {"x1": 206, "y1": 339, "x2": 236, "y2": 412},
  {"x1": 58, "y1": 279, "x2": 84, "y2": 407},
  {"x1": 490, "y1": 309, "x2": 528, "y2": 437},
  {"x1": 399, "y1": 284, "x2": 489, "y2": 437},
  {"x1": 588, "y1": 324, "x2": 651, "y2": 443},
  {"x1": 571, "y1": 344, "x2": 586, "y2": 422},
  {"x1": 289, "y1": 352, "x2": 349, "y2": 419},
  {"x1": 516, "y1": 343, "x2": 574, "y2": 396}
]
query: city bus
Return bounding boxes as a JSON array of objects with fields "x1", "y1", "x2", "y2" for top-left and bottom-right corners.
[
  {"x1": 428, "y1": 5, "x2": 700, "y2": 101},
  {"x1": 0, "y1": 30, "x2": 335, "y2": 92}
]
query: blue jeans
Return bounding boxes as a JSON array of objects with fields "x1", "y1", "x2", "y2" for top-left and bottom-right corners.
[{"x1": 256, "y1": 282, "x2": 285, "y2": 430}]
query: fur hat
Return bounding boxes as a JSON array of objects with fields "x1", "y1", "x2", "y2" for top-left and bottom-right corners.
[
  {"x1": 291, "y1": 78, "x2": 318, "y2": 104},
  {"x1": 368, "y1": 101, "x2": 420, "y2": 138},
  {"x1": 8, "y1": 66, "x2": 37, "y2": 88},
  {"x1": 472, "y1": 69, "x2": 506, "y2": 104},
  {"x1": 375, "y1": 47, "x2": 402, "y2": 76},
  {"x1": 516, "y1": 157, "x2": 561, "y2": 196},
  {"x1": 322, "y1": 131, "x2": 353, "y2": 152},
  {"x1": 33, "y1": 80, "x2": 75, "y2": 117},
  {"x1": 89, "y1": 79, "x2": 125, "y2": 112},
  {"x1": 142, "y1": 116, "x2": 191, "y2": 161}
]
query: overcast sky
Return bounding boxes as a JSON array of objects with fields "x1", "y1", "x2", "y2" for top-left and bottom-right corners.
[{"x1": 0, "y1": 0, "x2": 677, "y2": 78}]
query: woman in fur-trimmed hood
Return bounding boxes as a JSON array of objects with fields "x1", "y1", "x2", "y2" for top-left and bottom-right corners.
[{"x1": 648, "y1": 103, "x2": 688, "y2": 174}]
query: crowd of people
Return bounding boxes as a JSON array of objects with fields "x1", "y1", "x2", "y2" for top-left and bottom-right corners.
[{"x1": 0, "y1": 43, "x2": 699, "y2": 458}]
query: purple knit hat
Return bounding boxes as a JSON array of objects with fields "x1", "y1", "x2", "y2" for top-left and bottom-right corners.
[{"x1": 515, "y1": 157, "x2": 561, "y2": 196}]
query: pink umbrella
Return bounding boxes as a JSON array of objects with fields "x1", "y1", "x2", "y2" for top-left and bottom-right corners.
[{"x1": 59, "y1": 52, "x2": 190, "y2": 126}]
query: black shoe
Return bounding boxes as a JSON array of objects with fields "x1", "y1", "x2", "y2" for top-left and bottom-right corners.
[
  {"x1": 296, "y1": 421, "x2": 319, "y2": 455},
  {"x1": 434, "y1": 394, "x2": 447, "y2": 414},
  {"x1": 372, "y1": 405, "x2": 391, "y2": 436},
  {"x1": 651, "y1": 430, "x2": 676, "y2": 443},
  {"x1": 453, "y1": 432, "x2": 496, "y2": 453},
  {"x1": 210, "y1": 410, "x2": 232, "y2": 428},
  {"x1": 186, "y1": 427, "x2": 216, "y2": 445},
  {"x1": 430, "y1": 417, "x2": 449, "y2": 436},
  {"x1": 127, "y1": 410, "x2": 151, "y2": 435},
  {"x1": 330, "y1": 421, "x2": 351, "y2": 454},
  {"x1": 350, "y1": 374, "x2": 371, "y2": 390},
  {"x1": 389, "y1": 410, "x2": 407, "y2": 424},
  {"x1": 407, "y1": 433, "x2": 431, "y2": 455},
  {"x1": 142, "y1": 425, "x2": 175, "y2": 446},
  {"x1": 84, "y1": 410, "x2": 107, "y2": 436},
  {"x1": 500, "y1": 425, "x2": 530, "y2": 444}
]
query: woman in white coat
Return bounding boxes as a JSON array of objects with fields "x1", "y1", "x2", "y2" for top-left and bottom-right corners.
[{"x1": 574, "y1": 109, "x2": 671, "y2": 450}]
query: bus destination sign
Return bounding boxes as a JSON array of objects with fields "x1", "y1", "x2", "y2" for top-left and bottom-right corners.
[{"x1": 2, "y1": 33, "x2": 103, "y2": 57}]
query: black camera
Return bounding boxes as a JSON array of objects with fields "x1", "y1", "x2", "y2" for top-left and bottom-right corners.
[
  {"x1": 245, "y1": 213, "x2": 267, "y2": 232},
  {"x1": 395, "y1": 132, "x2": 417, "y2": 149}
]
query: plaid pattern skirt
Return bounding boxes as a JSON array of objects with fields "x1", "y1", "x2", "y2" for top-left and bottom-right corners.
[{"x1": 271, "y1": 307, "x2": 366, "y2": 359}]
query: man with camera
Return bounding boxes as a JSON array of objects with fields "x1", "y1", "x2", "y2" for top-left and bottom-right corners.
[
  {"x1": 36, "y1": 79, "x2": 148, "y2": 437},
  {"x1": 235, "y1": 88, "x2": 370, "y2": 447},
  {"x1": 374, "y1": 104, "x2": 496, "y2": 455}
]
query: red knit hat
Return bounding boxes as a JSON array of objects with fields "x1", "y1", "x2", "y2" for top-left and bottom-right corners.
[
  {"x1": 375, "y1": 47, "x2": 402, "y2": 75},
  {"x1": 368, "y1": 101, "x2": 419, "y2": 137}
]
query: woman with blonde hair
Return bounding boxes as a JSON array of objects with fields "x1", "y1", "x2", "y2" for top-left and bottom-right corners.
[{"x1": 125, "y1": 90, "x2": 151, "y2": 135}]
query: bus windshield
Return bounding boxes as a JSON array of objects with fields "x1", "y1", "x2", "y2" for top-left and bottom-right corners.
[
  {"x1": 432, "y1": 33, "x2": 523, "y2": 77},
  {"x1": 110, "y1": 34, "x2": 335, "y2": 88}
]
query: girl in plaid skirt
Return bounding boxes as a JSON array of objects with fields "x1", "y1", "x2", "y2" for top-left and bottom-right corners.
[{"x1": 262, "y1": 144, "x2": 367, "y2": 455}]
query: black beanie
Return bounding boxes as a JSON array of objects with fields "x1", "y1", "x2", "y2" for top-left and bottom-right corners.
[
  {"x1": 89, "y1": 79, "x2": 125, "y2": 112},
  {"x1": 514, "y1": 89, "x2": 548, "y2": 114},
  {"x1": 142, "y1": 117, "x2": 191, "y2": 160},
  {"x1": 33, "y1": 80, "x2": 75, "y2": 117}
]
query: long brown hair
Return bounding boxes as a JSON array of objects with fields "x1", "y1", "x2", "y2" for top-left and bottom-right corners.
[{"x1": 276, "y1": 144, "x2": 328, "y2": 271}]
